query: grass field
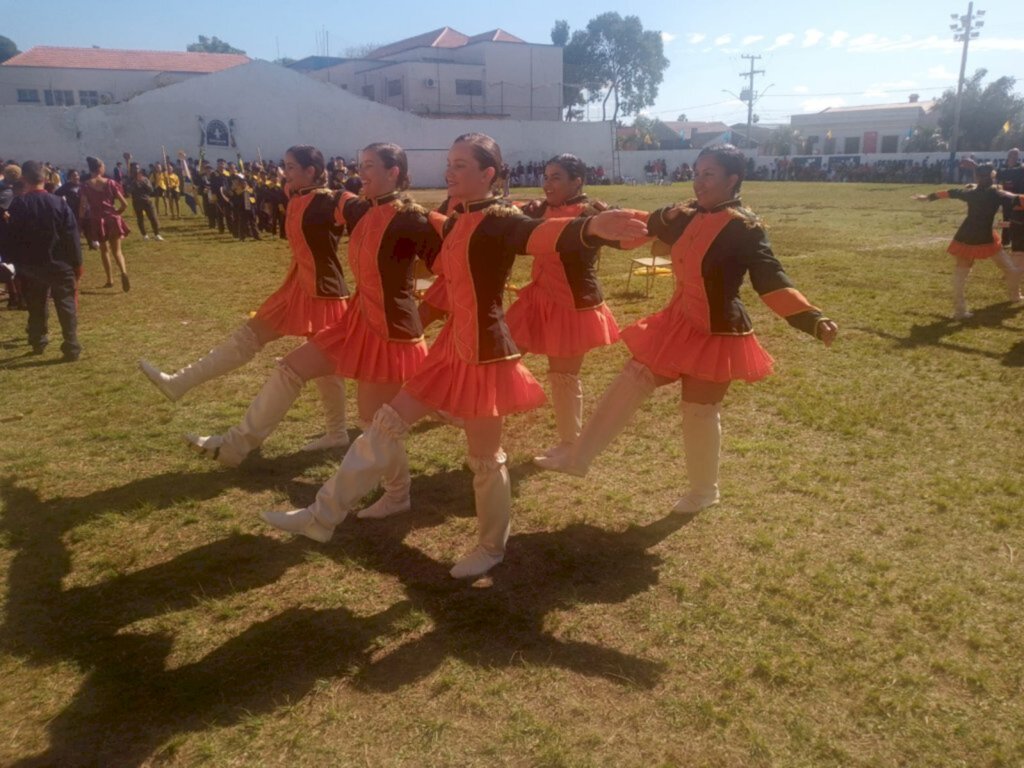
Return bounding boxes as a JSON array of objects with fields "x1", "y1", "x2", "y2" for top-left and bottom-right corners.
[{"x1": 1, "y1": 181, "x2": 1022, "y2": 767}]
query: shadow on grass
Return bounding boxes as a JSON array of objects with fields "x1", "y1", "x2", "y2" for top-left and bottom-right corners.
[
  {"x1": 1, "y1": 462, "x2": 690, "y2": 767},
  {"x1": 858, "y1": 301, "x2": 1024, "y2": 360}
]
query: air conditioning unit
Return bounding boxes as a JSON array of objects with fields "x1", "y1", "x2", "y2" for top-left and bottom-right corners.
[{"x1": 423, "y1": 78, "x2": 436, "y2": 88}]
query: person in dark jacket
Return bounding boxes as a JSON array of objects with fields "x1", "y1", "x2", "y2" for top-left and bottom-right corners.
[{"x1": 3, "y1": 161, "x2": 83, "y2": 360}]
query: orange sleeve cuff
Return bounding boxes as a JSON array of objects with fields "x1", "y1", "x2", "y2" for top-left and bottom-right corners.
[
  {"x1": 761, "y1": 287, "x2": 818, "y2": 317},
  {"x1": 936, "y1": 190, "x2": 950, "y2": 199}
]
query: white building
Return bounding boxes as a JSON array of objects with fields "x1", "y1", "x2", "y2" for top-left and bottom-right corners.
[
  {"x1": 789, "y1": 96, "x2": 937, "y2": 155},
  {"x1": 296, "y1": 27, "x2": 564, "y2": 121},
  {"x1": 0, "y1": 46, "x2": 250, "y2": 107},
  {"x1": 0, "y1": 61, "x2": 613, "y2": 187}
]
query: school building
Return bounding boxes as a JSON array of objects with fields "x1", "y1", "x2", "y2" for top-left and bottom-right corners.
[
  {"x1": 0, "y1": 47, "x2": 250, "y2": 107},
  {"x1": 291, "y1": 27, "x2": 564, "y2": 121}
]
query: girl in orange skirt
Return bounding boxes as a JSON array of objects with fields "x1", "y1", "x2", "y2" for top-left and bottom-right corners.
[
  {"x1": 262, "y1": 133, "x2": 648, "y2": 580},
  {"x1": 538, "y1": 144, "x2": 838, "y2": 515},
  {"x1": 184, "y1": 144, "x2": 441, "y2": 522},
  {"x1": 138, "y1": 146, "x2": 352, "y2": 451},
  {"x1": 506, "y1": 153, "x2": 642, "y2": 464},
  {"x1": 914, "y1": 163, "x2": 1022, "y2": 319}
]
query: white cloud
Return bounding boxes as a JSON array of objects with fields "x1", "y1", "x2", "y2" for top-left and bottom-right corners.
[
  {"x1": 839, "y1": 33, "x2": 1024, "y2": 54},
  {"x1": 714, "y1": 34, "x2": 732, "y2": 46},
  {"x1": 803, "y1": 29, "x2": 824, "y2": 47},
  {"x1": 847, "y1": 33, "x2": 878, "y2": 50},
  {"x1": 829, "y1": 30, "x2": 849, "y2": 47},
  {"x1": 863, "y1": 79, "x2": 918, "y2": 98},
  {"x1": 793, "y1": 85, "x2": 810, "y2": 94},
  {"x1": 769, "y1": 33, "x2": 795, "y2": 51},
  {"x1": 661, "y1": 32, "x2": 676, "y2": 43},
  {"x1": 802, "y1": 97, "x2": 847, "y2": 113},
  {"x1": 927, "y1": 65, "x2": 956, "y2": 80},
  {"x1": 741, "y1": 35, "x2": 765, "y2": 45},
  {"x1": 687, "y1": 33, "x2": 706, "y2": 44}
]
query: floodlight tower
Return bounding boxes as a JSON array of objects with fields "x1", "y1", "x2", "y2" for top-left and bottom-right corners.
[{"x1": 948, "y1": 2, "x2": 985, "y2": 180}]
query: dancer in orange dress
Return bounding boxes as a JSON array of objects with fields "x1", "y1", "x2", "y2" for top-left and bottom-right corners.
[
  {"x1": 538, "y1": 144, "x2": 837, "y2": 514},
  {"x1": 261, "y1": 133, "x2": 648, "y2": 579},
  {"x1": 505, "y1": 153, "x2": 642, "y2": 463},
  {"x1": 185, "y1": 144, "x2": 441, "y2": 523},
  {"x1": 914, "y1": 163, "x2": 1022, "y2": 319},
  {"x1": 138, "y1": 146, "x2": 352, "y2": 450}
]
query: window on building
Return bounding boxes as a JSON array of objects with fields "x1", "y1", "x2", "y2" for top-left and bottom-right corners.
[
  {"x1": 880, "y1": 135, "x2": 899, "y2": 153},
  {"x1": 386, "y1": 79, "x2": 402, "y2": 97},
  {"x1": 78, "y1": 90, "x2": 100, "y2": 107},
  {"x1": 17, "y1": 89, "x2": 40, "y2": 103},
  {"x1": 455, "y1": 79, "x2": 483, "y2": 96},
  {"x1": 361, "y1": 84, "x2": 375, "y2": 101},
  {"x1": 844, "y1": 137, "x2": 860, "y2": 154},
  {"x1": 43, "y1": 89, "x2": 75, "y2": 106}
]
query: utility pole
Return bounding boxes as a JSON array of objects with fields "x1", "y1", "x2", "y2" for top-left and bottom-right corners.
[
  {"x1": 740, "y1": 55, "x2": 764, "y2": 150},
  {"x1": 948, "y1": 2, "x2": 985, "y2": 181}
]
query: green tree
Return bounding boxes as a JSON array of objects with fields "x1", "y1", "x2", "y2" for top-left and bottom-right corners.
[
  {"x1": 550, "y1": 20, "x2": 569, "y2": 48},
  {"x1": 187, "y1": 36, "x2": 246, "y2": 55},
  {"x1": 904, "y1": 126, "x2": 947, "y2": 153},
  {"x1": 560, "y1": 13, "x2": 669, "y2": 123},
  {"x1": 0, "y1": 35, "x2": 20, "y2": 64},
  {"x1": 762, "y1": 126, "x2": 799, "y2": 156},
  {"x1": 934, "y1": 69, "x2": 1024, "y2": 150}
]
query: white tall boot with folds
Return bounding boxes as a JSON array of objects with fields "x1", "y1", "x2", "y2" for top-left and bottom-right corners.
[
  {"x1": 184, "y1": 362, "x2": 305, "y2": 467},
  {"x1": 952, "y1": 263, "x2": 973, "y2": 319},
  {"x1": 534, "y1": 371, "x2": 583, "y2": 463},
  {"x1": 357, "y1": 420, "x2": 412, "y2": 519},
  {"x1": 450, "y1": 451, "x2": 510, "y2": 579},
  {"x1": 672, "y1": 401, "x2": 722, "y2": 513},
  {"x1": 138, "y1": 323, "x2": 263, "y2": 402},
  {"x1": 301, "y1": 375, "x2": 350, "y2": 451},
  {"x1": 994, "y1": 250, "x2": 1023, "y2": 301},
  {"x1": 1013, "y1": 252, "x2": 1024, "y2": 301},
  {"x1": 260, "y1": 404, "x2": 408, "y2": 542},
  {"x1": 534, "y1": 360, "x2": 656, "y2": 476}
]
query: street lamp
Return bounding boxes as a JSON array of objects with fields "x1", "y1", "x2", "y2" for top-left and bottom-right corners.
[{"x1": 948, "y1": 2, "x2": 984, "y2": 181}]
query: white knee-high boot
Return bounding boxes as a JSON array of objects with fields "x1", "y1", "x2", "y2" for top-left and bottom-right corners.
[
  {"x1": 184, "y1": 362, "x2": 305, "y2": 467},
  {"x1": 260, "y1": 404, "x2": 407, "y2": 542},
  {"x1": 1013, "y1": 252, "x2": 1024, "y2": 301},
  {"x1": 535, "y1": 371, "x2": 583, "y2": 462},
  {"x1": 450, "y1": 451, "x2": 510, "y2": 579},
  {"x1": 995, "y1": 250, "x2": 1024, "y2": 300},
  {"x1": 535, "y1": 360, "x2": 656, "y2": 476},
  {"x1": 139, "y1": 324, "x2": 263, "y2": 402},
  {"x1": 952, "y1": 263, "x2": 973, "y2": 319},
  {"x1": 301, "y1": 375, "x2": 349, "y2": 451},
  {"x1": 357, "y1": 419, "x2": 411, "y2": 519},
  {"x1": 672, "y1": 401, "x2": 722, "y2": 514}
]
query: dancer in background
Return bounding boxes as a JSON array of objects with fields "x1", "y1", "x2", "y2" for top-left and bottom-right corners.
[
  {"x1": 538, "y1": 144, "x2": 837, "y2": 516},
  {"x1": 915, "y1": 163, "x2": 1022, "y2": 318},
  {"x1": 261, "y1": 133, "x2": 647, "y2": 580},
  {"x1": 139, "y1": 145, "x2": 352, "y2": 452},
  {"x1": 506, "y1": 153, "x2": 642, "y2": 464}
]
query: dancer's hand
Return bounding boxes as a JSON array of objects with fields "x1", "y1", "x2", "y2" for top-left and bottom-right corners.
[
  {"x1": 586, "y1": 210, "x2": 648, "y2": 241},
  {"x1": 817, "y1": 319, "x2": 838, "y2": 347},
  {"x1": 912, "y1": 195, "x2": 928, "y2": 201}
]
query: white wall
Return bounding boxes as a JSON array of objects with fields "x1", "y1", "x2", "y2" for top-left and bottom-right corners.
[{"x1": 0, "y1": 61, "x2": 613, "y2": 187}]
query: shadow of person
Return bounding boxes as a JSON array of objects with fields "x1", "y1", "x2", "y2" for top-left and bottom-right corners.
[
  {"x1": 1002, "y1": 339, "x2": 1024, "y2": 367},
  {"x1": 856, "y1": 301, "x2": 1024, "y2": 361},
  {"x1": 333, "y1": 508, "x2": 698, "y2": 694}
]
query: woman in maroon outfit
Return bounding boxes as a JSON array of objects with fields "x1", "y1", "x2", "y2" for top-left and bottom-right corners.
[{"x1": 79, "y1": 156, "x2": 131, "y2": 291}]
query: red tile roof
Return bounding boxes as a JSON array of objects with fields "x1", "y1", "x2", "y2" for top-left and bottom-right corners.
[
  {"x1": 366, "y1": 27, "x2": 526, "y2": 59},
  {"x1": 2, "y1": 46, "x2": 250, "y2": 73}
]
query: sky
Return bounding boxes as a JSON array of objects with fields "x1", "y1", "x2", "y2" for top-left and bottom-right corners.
[{"x1": 4, "y1": 0, "x2": 1023, "y2": 126}]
